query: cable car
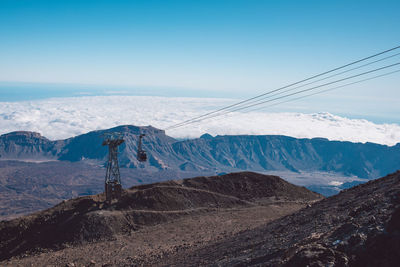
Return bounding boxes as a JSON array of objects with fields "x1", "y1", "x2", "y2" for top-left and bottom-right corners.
[{"x1": 137, "y1": 134, "x2": 147, "y2": 162}]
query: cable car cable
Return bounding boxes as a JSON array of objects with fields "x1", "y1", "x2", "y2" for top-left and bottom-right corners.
[
  {"x1": 166, "y1": 62, "x2": 400, "y2": 129},
  {"x1": 237, "y1": 52, "x2": 400, "y2": 107},
  {"x1": 165, "y1": 45, "x2": 400, "y2": 130},
  {"x1": 180, "y1": 68, "x2": 400, "y2": 128}
]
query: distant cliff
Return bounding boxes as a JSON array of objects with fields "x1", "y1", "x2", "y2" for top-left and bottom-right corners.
[{"x1": 1, "y1": 125, "x2": 400, "y2": 179}]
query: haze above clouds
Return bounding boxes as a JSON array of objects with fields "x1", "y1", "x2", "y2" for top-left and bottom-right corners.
[{"x1": 0, "y1": 96, "x2": 399, "y2": 146}]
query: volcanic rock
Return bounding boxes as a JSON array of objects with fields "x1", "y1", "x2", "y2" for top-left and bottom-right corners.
[{"x1": 162, "y1": 171, "x2": 400, "y2": 266}]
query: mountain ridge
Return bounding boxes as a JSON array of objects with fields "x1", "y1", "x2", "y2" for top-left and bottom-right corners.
[{"x1": 1, "y1": 125, "x2": 399, "y2": 179}]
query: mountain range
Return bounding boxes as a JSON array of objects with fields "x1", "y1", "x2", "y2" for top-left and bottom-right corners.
[
  {"x1": 1, "y1": 124, "x2": 400, "y2": 179},
  {"x1": 1, "y1": 124, "x2": 400, "y2": 219}
]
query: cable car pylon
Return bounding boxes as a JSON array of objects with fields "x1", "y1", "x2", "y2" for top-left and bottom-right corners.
[{"x1": 102, "y1": 132, "x2": 124, "y2": 203}]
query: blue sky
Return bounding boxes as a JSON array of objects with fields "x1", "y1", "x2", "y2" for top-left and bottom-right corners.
[{"x1": 0, "y1": 0, "x2": 399, "y2": 122}]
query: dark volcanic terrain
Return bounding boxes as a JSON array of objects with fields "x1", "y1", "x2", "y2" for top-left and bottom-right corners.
[
  {"x1": 1, "y1": 171, "x2": 399, "y2": 266},
  {"x1": 0, "y1": 172, "x2": 322, "y2": 266},
  {"x1": 164, "y1": 171, "x2": 400, "y2": 266}
]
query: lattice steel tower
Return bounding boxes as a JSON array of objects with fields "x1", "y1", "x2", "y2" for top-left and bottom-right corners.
[{"x1": 102, "y1": 133, "x2": 124, "y2": 203}]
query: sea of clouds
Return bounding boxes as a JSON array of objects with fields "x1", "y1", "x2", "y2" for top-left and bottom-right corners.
[{"x1": 0, "y1": 95, "x2": 400, "y2": 146}]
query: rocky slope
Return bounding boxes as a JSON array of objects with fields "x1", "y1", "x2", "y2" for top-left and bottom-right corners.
[
  {"x1": 162, "y1": 170, "x2": 400, "y2": 266},
  {"x1": 0, "y1": 172, "x2": 322, "y2": 262},
  {"x1": 0, "y1": 131, "x2": 58, "y2": 160},
  {"x1": 1, "y1": 171, "x2": 399, "y2": 266}
]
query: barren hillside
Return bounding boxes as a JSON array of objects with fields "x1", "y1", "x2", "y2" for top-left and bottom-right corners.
[
  {"x1": 163, "y1": 171, "x2": 400, "y2": 266},
  {"x1": 0, "y1": 172, "x2": 322, "y2": 265}
]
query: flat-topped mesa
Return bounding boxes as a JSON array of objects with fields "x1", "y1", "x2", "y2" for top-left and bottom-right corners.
[
  {"x1": 0, "y1": 131, "x2": 56, "y2": 160},
  {"x1": 107, "y1": 125, "x2": 166, "y2": 136},
  {"x1": 1, "y1": 131, "x2": 48, "y2": 141}
]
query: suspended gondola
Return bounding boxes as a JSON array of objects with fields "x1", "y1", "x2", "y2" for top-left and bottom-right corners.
[{"x1": 137, "y1": 133, "x2": 147, "y2": 162}]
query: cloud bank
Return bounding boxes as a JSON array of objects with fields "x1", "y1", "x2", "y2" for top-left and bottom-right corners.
[{"x1": 0, "y1": 96, "x2": 399, "y2": 146}]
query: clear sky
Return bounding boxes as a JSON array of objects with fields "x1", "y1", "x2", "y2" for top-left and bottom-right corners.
[{"x1": 0, "y1": 0, "x2": 399, "y2": 122}]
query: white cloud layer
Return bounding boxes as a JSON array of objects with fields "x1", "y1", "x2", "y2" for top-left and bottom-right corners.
[{"x1": 0, "y1": 96, "x2": 399, "y2": 146}]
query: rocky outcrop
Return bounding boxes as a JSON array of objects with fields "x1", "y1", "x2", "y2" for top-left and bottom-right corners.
[{"x1": 0, "y1": 131, "x2": 58, "y2": 160}]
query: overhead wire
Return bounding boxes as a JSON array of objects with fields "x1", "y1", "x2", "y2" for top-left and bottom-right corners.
[
  {"x1": 187, "y1": 51, "x2": 400, "y2": 121},
  {"x1": 248, "y1": 68, "x2": 400, "y2": 113},
  {"x1": 239, "y1": 51, "x2": 400, "y2": 106},
  {"x1": 165, "y1": 45, "x2": 400, "y2": 130},
  {"x1": 166, "y1": 61, "x2": 400, "y2": 130},
  {"x1": 182, "y1": 68, "x2": 400, "y2": 129},
  {"x1": 210, "y1": 62, "x2": 400, "y2": 114}
]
